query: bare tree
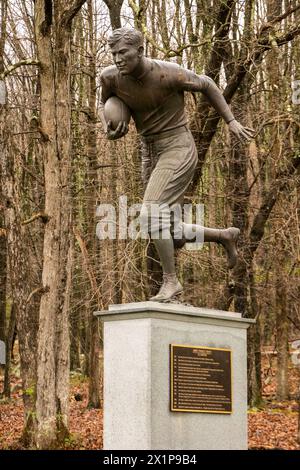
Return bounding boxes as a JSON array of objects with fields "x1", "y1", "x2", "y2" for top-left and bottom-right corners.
[{"x1": 34, "y1": 0, "x2": 86, "y2": 448}]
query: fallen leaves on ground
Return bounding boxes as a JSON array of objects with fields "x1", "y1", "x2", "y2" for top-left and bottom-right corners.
[
  {"x1": 0, "y1": 348, "x2": 299, "y2": 450},
  {"x1": 248, "y1": 349, "x2": 300, "y2": 450},
  {"x1": 0, "y1": 373, "x2": 102, "y2": 450},
  {"x1": 248, "y1": 408, "x2": 299, "y2": 450}
]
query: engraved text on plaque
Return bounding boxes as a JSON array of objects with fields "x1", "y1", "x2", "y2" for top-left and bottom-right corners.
[{"x1": 170, "y1": 344, "x2": 232, "y2": 413}]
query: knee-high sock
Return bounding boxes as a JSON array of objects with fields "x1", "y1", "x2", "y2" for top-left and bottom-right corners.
[
  {"x1": 182, "y1": 223, "x2": 222, "y2": 243},
  {"x1": 152, "y1": 230, "x2": 176, "y2": 274}
]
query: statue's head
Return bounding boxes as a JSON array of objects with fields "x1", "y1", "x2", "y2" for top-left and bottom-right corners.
[{"x1": 108, "y1": 28, "x2": 144, "y2": 75}]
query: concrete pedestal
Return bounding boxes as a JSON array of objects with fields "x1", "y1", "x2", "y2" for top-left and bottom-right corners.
[{"x1": 95, "y1": 302, "x2": 254, "y2": 450}]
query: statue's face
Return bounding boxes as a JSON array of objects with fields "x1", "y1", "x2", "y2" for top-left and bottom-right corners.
[{"x1": 110, "y1": 38, "x2": 143, "y2": 75}]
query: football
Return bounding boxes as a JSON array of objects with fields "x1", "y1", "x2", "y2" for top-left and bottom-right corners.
[{"x1": 104, "y1": 96, "x2": 131, "y2": 130}]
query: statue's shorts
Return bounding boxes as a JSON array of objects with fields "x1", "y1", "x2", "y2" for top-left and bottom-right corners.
[{"x1": 140, "y1": 125, "x2": 198, "y2": 237}]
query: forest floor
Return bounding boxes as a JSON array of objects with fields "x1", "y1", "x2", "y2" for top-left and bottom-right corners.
[
  {"x1": 247, "y1": 349, "x2": 299, "y2": 450},
  {"x1": 0, "y1": 349, "x2": 299, "y2": 450}
]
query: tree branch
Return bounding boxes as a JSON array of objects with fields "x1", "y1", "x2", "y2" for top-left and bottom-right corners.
[
  {"x1": 61, "y1": 0, "x2": 87, "y2": 29},
  {"x1": 73, "y1": 227, "x2": 101, "y2": 306},
  {"x1": 22, "y1": 212, "x2": 50, "y2": 225},
  {"x1": 248, "y1": 156, "x2": 300, "y2": 258},
  {"x1": 287, "y1": 316, "x2": 300, "y2": 332},
  {"x1": 204, "y1": 0, "x2": 235, "y2": 81},
  {"x1": 26, "y1": 286, "x2": 50, "y2": 305},
  {"x1": 0, "y1": 59, "x2": 39, "y2": 79},
  {"x1": 190, "y1": 22, "x2": 300, "y2": 192},
  {"x1": 260, "y1": 4, "x2": 300, "y2": 34},
  {"x1": 215, "y1": 151, "x2": 299, "y2": 312},
  {"x1": 224, "y1": 24, "x2": 300, "y2": 103},
  {"x1": 129, "y1": 0, "x2": 214, "y2": 58}
]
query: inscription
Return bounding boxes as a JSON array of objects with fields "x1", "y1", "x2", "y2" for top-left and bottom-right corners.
[{"x1": 170, "y1": 344, "x2": 232, "y2": 413}]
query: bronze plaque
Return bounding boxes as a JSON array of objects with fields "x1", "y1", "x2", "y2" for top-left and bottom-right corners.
[{"x1": 170, "y1": 344, "x2": 232, "y2": 414}]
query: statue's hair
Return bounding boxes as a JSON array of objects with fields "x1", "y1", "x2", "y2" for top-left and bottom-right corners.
[{"x1": 108, "y1": 28, "x2": 144, "y2": 49}]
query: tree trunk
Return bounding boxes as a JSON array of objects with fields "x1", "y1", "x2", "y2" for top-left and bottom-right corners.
[
  {"x1": 249, "y1": 267, "x2": 263, "y2": 406},
  {"x1": 0, "y1": 14, "x2": 39, "y2": 441},
  {"x1": 298, "y1": 380, "x2": 300, "y2": 444},
  {"x1": 86, "y1": 0, "x2": 101, "y2": 408},
  {"x1": 275, "y1": 277, "x2": 289, "y2": 400},
  {"x1": 34, "y1": 0, "x2": 85, "y2": 448},
  {"x1": 0, "y1": 216, "x2": 6, "y2": 347},
  {"x1": 70, "y1": 314, "x2": 81, "y2": 371},
  {"x1": 103, "y1": 0, "x2": 124, "y2": 30},
  {"x1": 88, "y1": 315, "x2": 101, "y2": 408},
  {"x1": 3, "y1": 303, "x2": 16, "y2": 398},
  {"x1": 0, "y1": 0, "x2": 8, "y2": 381},
  {"x1": 0, "y1": 217, "x2": 6, "y2": 380}
]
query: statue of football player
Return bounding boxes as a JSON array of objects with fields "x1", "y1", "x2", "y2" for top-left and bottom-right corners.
[{"x1": 100, "y1": 28, "x2": 255, "y2": 302}]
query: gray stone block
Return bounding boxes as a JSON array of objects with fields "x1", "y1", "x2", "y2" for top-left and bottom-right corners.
[{"x1": 95, "y1": 302, "x2": 254, "y2": 450}]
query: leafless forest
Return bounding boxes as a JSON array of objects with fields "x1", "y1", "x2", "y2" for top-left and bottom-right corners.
[{"x1": 0, "y1": 0, "x2": 299, "y2": 449}]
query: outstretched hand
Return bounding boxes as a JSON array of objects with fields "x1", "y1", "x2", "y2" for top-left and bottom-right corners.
[
  {"x1": 228, "y1": 120, "x2": 255, "y2": 143},
  {"x1": 106, "y1": 121, "x2": 129, "y2": 140}
]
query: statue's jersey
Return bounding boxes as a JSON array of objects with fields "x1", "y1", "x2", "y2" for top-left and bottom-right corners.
[{"x1": 100, "y1": 59, "x2": 234, "y2": 136}]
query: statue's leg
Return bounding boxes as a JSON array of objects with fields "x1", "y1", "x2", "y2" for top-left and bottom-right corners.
[
  {"x1": 140, "y1": 140, "x2": 182, "y2": 299},
  {"x1": 151, "y1": 238, "x2": 183, "y2": 300},
  {"x1": 152, "y1": 236, "x2": 176, "y2": 274},
  {"x1": 183, "y1": 223, "x2": 240, "y2": 268},
  {"x1": 140, "y1": 127, "x2": 197, "y2": 301},
  {"x1": 140, "y1": 203, "x2": 183, "y2": 301}
]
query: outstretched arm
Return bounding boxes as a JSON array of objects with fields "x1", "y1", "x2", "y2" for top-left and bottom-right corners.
[
  {"x1": 191, "y1": 74, "x2": 235, "y2": 124},
  {"x1": 179, "y1": 70, "x2": 255, "y2": 142}
]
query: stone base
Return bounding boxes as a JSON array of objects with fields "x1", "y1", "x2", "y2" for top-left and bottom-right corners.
[{"x1": 95, "y1": 302, "x2": 254, "y2": 450}]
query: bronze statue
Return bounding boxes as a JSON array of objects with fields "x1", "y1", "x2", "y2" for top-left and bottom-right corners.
[{"x1": 100, "y1": 28, "x2": 255, "y2": 302}]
